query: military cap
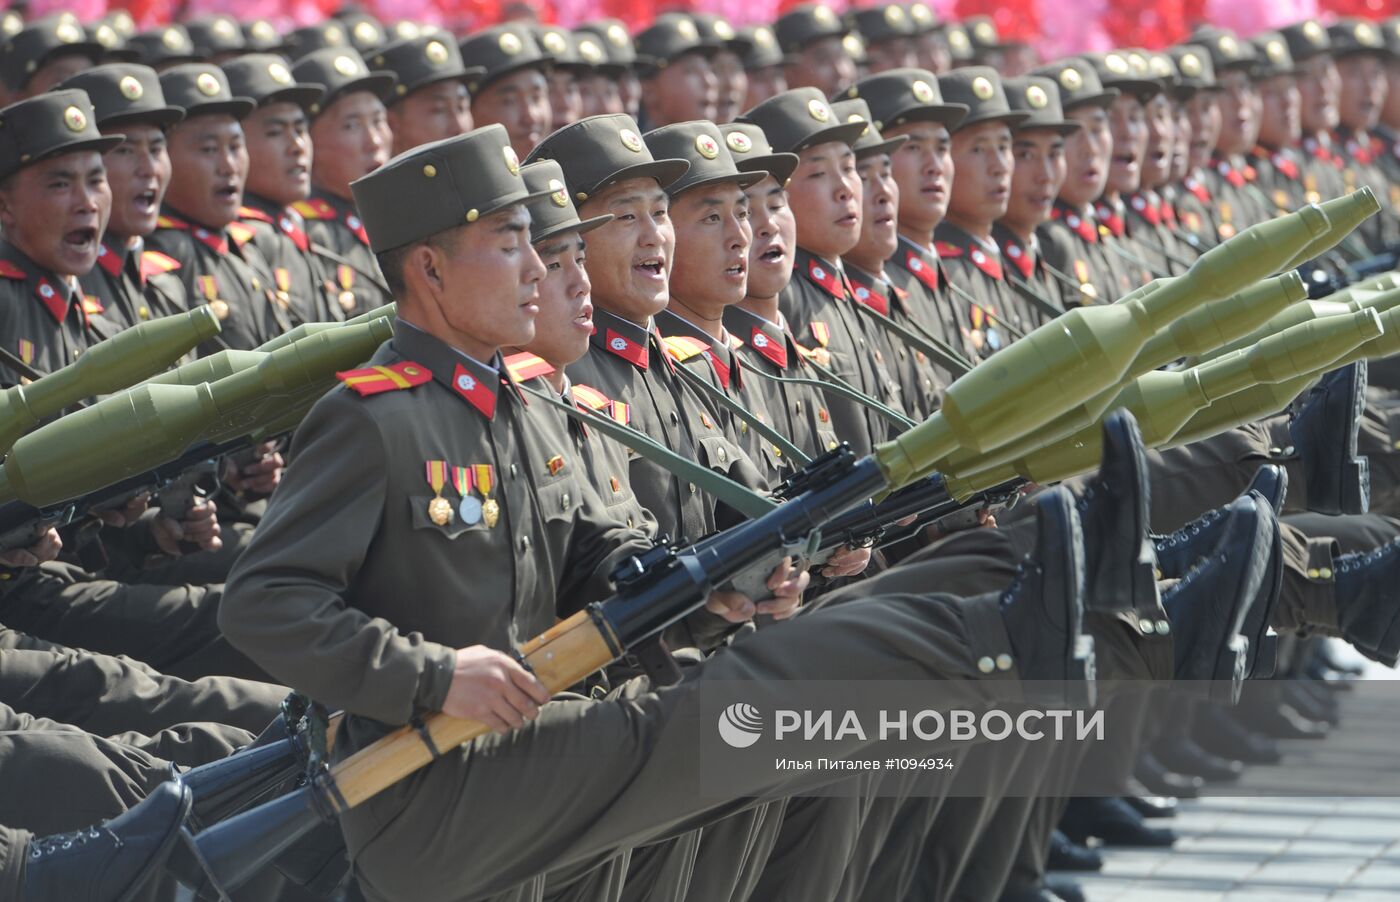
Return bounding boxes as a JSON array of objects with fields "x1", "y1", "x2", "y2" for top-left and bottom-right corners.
[
  {"x1": 943, "y1": 23, "x2": 975, "y2": 64},
  {"x1": 1328, "y1": 18, "x2": 1391, "y2": 59},
  {"x1": 692, "y1": 13, "x2": 748, "y2": 51},
  {"x1": 965, "y1": 16, "x2": 1013, "y2": 56},
  {"x1": 525, "y1": 113, "x2": 689, "y2": 203},
  {"x1": 576, "y1": 20, "x2": 637, "y2": 68},
  {"x1": 184, "y1": 16, "x2": 246, "y2": 59},
  {"x1": 351, "y1": 124, "x2": 545, "y2": 252},
  {"x1": 459, "y1": 25, "x2": 551, "y2": 95},
  {"x1": 906, "y1": 3, "x2": 940, "y2": 35},
  {"x1": 717, "y1": 121, "x2": 799, "y2": 184},
  {"x1": 644, "y1": 120, "x2": 764, "y2": 196},
  {"x1": 842, "y1": 33, "x2": 869, "y2": 67},
  {"x1": 126, "y1": 25, "x2": 200, "y2": 69},
  {"x1": 848, "y1": 5, "x2": 916, "y2": 47},
  {"x1": 87, "y1": 20, "x2": 135, "y2": 62},
  {"x1": 1279, "y1": 20, "x2": 1331, "y2": 64},
  {"x1": 534, "y1": 26, "x2": 588, "y2": 72},
  {"x1": 1030, "y1": 58, "x2": 1119, "y2": 110},
  {"x1": 774, "y1": 5, "x2": 847, "y2": 54},
  {"x1": 371, "y1": 36, "x2": 481, "y2": 104},
  {"x1": 0, "y1": 11, "x2": 22, "y2": 41},
  {"x1": 1191, "y1": 28, "x2": 1257, "y2": 73},
  {"x1": 292, "y1": 49, "x2": 396, "y2": 117},
  {"x1": 830, "y1": 99, "x2": 908, "y2": 159},
  {"x1": 159, "y1": 64, "x2": 256, "y2": 120},
  {"x1": 0, "y1": 89, "x2": 123, "y2": 183},
  {"x1": 388, "y1": 21, "x2": 437, "y2": 44},
  {"x1": 738, "y1": 87, "x2": 869, "y2": 155},
  {"x1": 1167, "y1": 45, "x2": 1217, "y2": 94},
  {"x1": 634, "y1": 13, "x2": 717, "y2": 69},
  {"x1": 59, "y1": 64, "x2": 184, "y2": 129},
  {"x1": 1252, "y1": 32, "x2": 1300, "y2": 79},
  {"x1": 284, "y1": 23, "x2": 350, "y2": 61},
  {"x1": 738, "y1": 26, "x2": 785, "y2": 71},
  {"x1": 1387, "y1": 18, "x2": 1400, "y2": 58},
  {"x1": 243, "y1": 20, "x2": 285, "y2": 54},
  {"x1": 573, "y1": 31, "x2": 615, "y2": 73},
  {"x1": 222, "y1": 54, "x2": 324, "y2": 111},
  {"x1": 521, "y1": 159, "x2": 613, "y2": 244},
  {"x1": 1080, "y1": 52, "x2": 1162, "y2": 102},
  {"x1": 336, "y1": 11, "x2": 389, "y2": 55},
  {"x1": 1143, "y1": 50, "x2": 1181, "y2": 93},
  {"x1": 1002, "y1": 75, "x2": 1078, "y2": 135},
  {"x1": 936, "y1": 67, "x2": 1028, "y2": 130},
  {"x1": 0, "y1": 15, "x2": 103, "y2": 91},
  {"x1": 845, "y1": 67, "x2": 968, "y2": 131}
]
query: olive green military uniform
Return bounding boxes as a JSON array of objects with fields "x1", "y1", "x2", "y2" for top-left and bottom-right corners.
[
  {"x1": 932, "y1": 223, "x2": 1026, "y2": 354},
  {"x1": 887, "y1": 236, "x2": 975, "y2": 358},
  {"x1": 992, "y1": 224, "x2": 1072, "y2": 315},
  {"x1": 238, "y1": 196, "x2": 342, "y2": 325},
  {"x1": 1123, "y1": 191, "x2": 1198, "y2": 276},
  {"x1": 1329, "y1": 19, "x2": 1400, "y2": 254},
  {"x1": 1036, "y1": 201, "x2": 1120, "y2": 303},
  {"x1": 1093, "y1": 197, "x2": 1160, "y2": 285},
  {"x1": 79, "y1": 240, "x2": 189, "y2": 337}
]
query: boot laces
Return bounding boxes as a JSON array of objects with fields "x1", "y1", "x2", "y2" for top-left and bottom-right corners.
[
  {"x1": 29, "y1": 826, "x2": 108, "y2": 859},
  {"x1": 1156, "y1": 506, "x2": 1224, "y2": 549},
  {"x1": 1337, "y1": 538, "x2": 1400, "y2": 574}
]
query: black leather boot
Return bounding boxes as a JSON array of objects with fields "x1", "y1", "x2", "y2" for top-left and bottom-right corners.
[
  {"x1": 1334, "y1": 537, "x2": 1400, "y2": 666},
  {"x1": 999, "y1": 486, "x2": 1094, "y2": 706},
  {"x1": 1288, "y1": 361, "x2": 1370, "y2": 515},
  {"x1": 1060, "y1": 796, "x2": 1177, "y2": 848},
  {"x1": 21, "y1": 780, "x2": 192, "y2": 902},
  {"x1": 1135, "y1": 751, "x2": 1204, "y2": 799},
  {"x1": 1193, "y1": 703, "x2": 1282, "y2": 764},
  {"x1": 1154, "y1": 734, "x2": 1244, "y2": 783},
  {"x1": 1046, "y1": 827, "x2": 1103, "y2": 871}
]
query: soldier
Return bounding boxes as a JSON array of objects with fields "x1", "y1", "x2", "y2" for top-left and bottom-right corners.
[
  {"x1": 282, "y1": 22, "x2": 352, "y2": 62},
  {"x1": 739, "y1": 88, "x2": 910, "y2": 458},
  {"x1": 847, "y1": 5, "x2": 918, "y2": 75},
  {"x1": 0, "y1": 14, "x2": 102, "y2": 104},
  {"x1": 1248, "y1": 33, "x2": 1310, "y2": 220},
  {"x1": 1376, "y1": 17, "x2": 1400, "y2": 167},
  {"x1": 995, "y1": 74, "x2": 1079, "y2": 314},
  {"x1": 633, "y1": 13, "x2": 720, "y2": 128},
  {"x1": 1124, "y1": 52, "x2": 1199, "y2": 277},
  {"x1": 1031, "y1": 57, "x2": 1122, "y2": 303},
  {"x1": 932, "y1": 67, "x2": 1044, "y2": 349},
  {"x1": 572, "y1": 26, "x2": 626, "y2": 117},
  {"x1": 534, "y1": 24, "x2": 587, "y2": 133},
  {"x1": 184, "y1": 15, "x2": 247, "y2": 66},
  {"x1": 291, "y1": 48, "x2": 397, "y2": 317},
  {"x1": 528, "y1": 114, "x2": 762, "y2": 550},
  {"x1": 577, "y1": 19, "x2": 642, "y2": 120},
  {"x1": 847, "y1": 68, "x2": 976, "y2": 367},
  {"x1": 774, "y1": 4, "x2": 858, "y2": 98},
  {"x1": 1193, "y1": 31, "x2": 1274, "y2": 235},
  {"x1": 459, "y1": 24, "x2": 551, "y2": 160},
  {"x1": 832, "y1": 98, "x2": 947, "y2": 421},
  {"x1": 739, "y1": 25, "x2": 787, "y2": 111},
  {"x1": 64, "y1": 64, "x2": 189, "y2": 335},
  {"x1": 1278, "y1": 21, "x2": 1352, "y2": 233},
  {"x1": 907, "y1": 2, "x2": 952, "y2": 75},
  {"x1": 147, "y1": 64, "x2": 278, "y2": 351},
  {"x1": 692, "y1": 13, "x2": 749, "y2": 124},
  {"x1": 125, "y1": 24, "x2": 201, "y2": 72},
  {"x1": 221, "y1": 54, "x2": 340, "y2": 327},
  {"x1": 374, "y1": 34, "x2": 479, "y2": 156},
  {"x1": 1328, "y1": 18, "x2": 1400, "y2": 252}
]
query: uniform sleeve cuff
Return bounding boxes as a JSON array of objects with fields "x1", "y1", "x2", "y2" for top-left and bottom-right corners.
[{"x1": 414, "y1": 643, "x2": 458, "y2": 714}]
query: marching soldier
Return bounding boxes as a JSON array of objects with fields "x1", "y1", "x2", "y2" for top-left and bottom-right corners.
[
  {"x1": 1125, "y1": 52, "x2": 1201, "y2": 276},
  {"x1": 738, "y1": 24, "x2": 787, "y2": 111},
  {"x1": 847, "y1": 5, "x2": 919, "y2": 75},
  {"x1": 459, "y1": 24, "x2": 551, "y2": 160},
  {"x1": 774, "y1": 4, "x2": 857, "y2": 99},
  {"x1": 572, "y1": 25, "x2": 627, "y2": 118},
  {"x1": 291, "y1": 48, "x2": 397, "y2": 317},
  {"x1": 147, "y1": 64, "x2": 279, "y2": 351},
  {"x1": 633, "y1": 13, "x2": 721, "y2": 128},
  {"x1": 577, "y1": 18, "x2": 643, "y2": 120},
  {"x1": 1328, "y1": 18, "x2": 1400, "y2": 253},
  {"x1": 64, "y1": 64, "x2": 190, "y2": 335},
  {"x1": 0, "y1": 14, "x2": 102, "y2": 104},
  {"x1": 535, "y1": 24, "x2": 587, "y2": 133},
  {"x1": 1278, "y1": 21, "x2": 1353, "y2": 239},
  {"x1": 692, "y1": 13, "x2": 749, "y2": 125},
  {"x1": 375, "y1": 33, "x2": 479, "y2": 156}
]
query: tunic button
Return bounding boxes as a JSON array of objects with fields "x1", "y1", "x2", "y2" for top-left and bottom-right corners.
[
  {"x1": 717, "y1": 447, "x2": 727, "y2": 463},
  {"x1": 688, "y1": 482, "x2": 697, "y2": 494},
  {"x1": 976, "y1": 656, "x2": 995, "y2": 674},
  {"x1": 1319, "y1": 567, "x2": 1333, "y2": 579},
  {"x1": 520, "y1": 536, "x2": 531, "y2": 551},
  {"x1": 626, "y1": 517, "x2": 635, "y2": 529},
  {"x1": 740, "y1": 422, "x2": 747, "y2": 433},
  {"x1": 510, "y1": 464, "x2": 518, "y2": 479},
  {"x1": 827, "y1": 439, "x2": 839, "y2": 450},
  {"x1": 994, "y1": 654, "x2": 1013, "y2": 671},
  {"x1": 72, "y1": 349, "x2": 81, "y2": 359},
  {"x1": 670, "y1": 411, "x2": 680, "y2": 425},
  {"x1": 795, "y1": 401, "x2": 803, "y2": 414},
  {"x1": 561, "y1": 493, "x2": 570, "y2": 510}
]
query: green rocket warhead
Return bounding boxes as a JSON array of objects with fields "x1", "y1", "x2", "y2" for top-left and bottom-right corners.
[
  {"x1": 1283, "y1": 188, "x2": 1381, "y2": 270},
  {"x1": 255, "y1": 303, "x2": 398, "y2": 354},
  {"x1": 932, "y1": 272, "x2": 1310, "y2": 476},
  {"x1": 1201, "y1": 299, "x2": 1358, "y2": 362},
  {"x1": 947, "y1": 308, "x2": 1383, "y2": 495},
  {"x1": 0, "y1": 318, "x2": 394, "y2": 508},
  {"x1": 0, "y1": 307, "x2": 221, "y2": 456},
  {"x1": 1342, "y1": 285, "x2": 1400, "y2": 315},
  {"x1": 1324, "y1": 306, "x2": 1400, "y2": 370},
  {"x1": 878, "y1": 204, "x2": 1331, "y2": 487}
]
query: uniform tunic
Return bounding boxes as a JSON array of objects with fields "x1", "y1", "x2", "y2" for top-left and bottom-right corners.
[
  {"x1": 844, "y1": 262, "x2": 945, "y2": 419},
  {"x1": 79, "y1": 239, "x2": 188, "y2": 338},
  {"x1": 239, "y1": 194, "x2": 344, "y2": 325},
  {"x1": 293, "y1": 191, "x2": 394, "y2": 317}
]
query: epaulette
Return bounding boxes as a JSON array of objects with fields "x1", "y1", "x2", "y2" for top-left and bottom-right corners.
[
  {"x1": 0, "y1": 260, "x2": 25, "y2": 280},
  {"x1": 662, "y1": 334, "x2": 710, "y2": 363},
  {"x1": 82, "y1": 295, "x2": 104, "y2": 315},
  {"x1": 156, "y1": 214, "x2": 188, "y2": 230},
  {"x1": 335, "y1": 361, "x2": 432, "y2": 397},
  {"x1": 934, "y1": 241, "x2": 963, "y2": 258},
  {"x1": 503, "y1": 351, "x2": 555, "y2": 383},
  {"x1": 291, "y1": 198, "x2": 337, "y2": 221},
  {"x1": 239, "y1": 205, "x2": 274, "y2": 223},
  {"x1": 140, "y1": 251, "x2": 181, "y2": 279},
  {"x1": 227, "y1": 221, "x2": 258, "y2": 247},
  {"x1": 570, "y1": 383, "x2": 612, "y2": 410}
]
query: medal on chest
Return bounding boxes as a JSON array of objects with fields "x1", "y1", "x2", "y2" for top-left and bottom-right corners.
[
  {"x1": 451, "y1": 465, "x2": 482, "y2": 525},
  {"x1": 425, "y1": 460, "x2": 452, "y2": 526},
  {"x1": 474, "y1": 463, "x2": 499, "y2": 528}
]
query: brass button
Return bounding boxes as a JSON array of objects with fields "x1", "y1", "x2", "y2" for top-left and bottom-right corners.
[
  {"x1": 1319, "y1": 567, "x2": 1333, "y2": 579},
  {"x1": 976, "y1": 656, "x2": 995, "y2": 674},
  {"x1": 670, "y1": 411, "x2": 680, "y2": 425},
  {"x1": 561, "y1": 493, "x2": 570, "y2": 510},
  {"x1": 1139, "y1": 618, "x2": 1155, "y2": 632},
  {"x1": 688, "y1": 482, "x2": 697, "y2": 494},
  {"x1": 795, "y1": 401, "x2": 803, "y2": 414},
  {"x1": 717, "y1": 447, "x2": 727, "y2": 463},
  {"x1": 995, "y1": 654, "x2": 1013, "y2": 671},
  {"x1": 1155, "y1": 620, "x2": 1171, "y2": 635},
  {"x1": 1307, "y1": 568, "x2": 1320, "y2": 578},
  {"x1": 510, "y1": 464, "x2": 518, "y2": 479}
]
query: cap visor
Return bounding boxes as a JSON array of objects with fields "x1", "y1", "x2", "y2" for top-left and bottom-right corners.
[
  {"x1": 100, "y1": 106, "x2": 185, "y2": 129},
  {"x1": 342, "y1": 73, "x2": 398, "y2": 103},
  {"x1": 793, "y1": 120, "x2": 870, "y2": 152},
  {"x1": 954, "y1": 110, "x2": 1031, "y2": 131},
  {"x1": 476, "y1": 57, "x2": 552, "y2": 91},
  {"x1": 264, "y1": 85, "x2": 325, "y2": 110},
  {"x1": 854, "y1": 134, "x2": 909, "y2": 159},
  {"x1": 184, "y1": 98, "x2": 257, "y2": 119},
  {"x1": 1064, "y1": 89, "x2": 1120, "y2": 111},
  {"x1": 38, "y1": 135, "x2": 125, "y2": 164},
  {"x1": 669, "y1": 169, "x2": 766, "y2": 196},
  {"x1": 1015, "y1": 119, "x2": 1081, "y2": 136},
  {"x1": 735, "y1": 151, "x2": 799, "y2": 184},
  {"x1": 1104, "y1": 78, "x2": 1163, "y2": 101},
  {"x1": 532, "y1": 212, "x2": 614, "y2": 244},
  {"x1": 883, "y1": 103, "x2": 970, "y2": 131},
  {"x1": 594, "y1": 158, "x2": 691, "y2": 193}
]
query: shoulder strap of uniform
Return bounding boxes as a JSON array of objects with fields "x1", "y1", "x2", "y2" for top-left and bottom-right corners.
[
  {"x1": 661, "y1": 334, "x2": 710, "y2": 362},
  {"x1": 0, "y1": 260, "x2": 25, "y2": 280},
  {"x1": 140, "y1": 250, "x2": 181, "y2": 278},
  {"x1": 336, "y1": 361, "x2": 433, "y2": 397},
  {"x1": 291, "y1": 198, "x2": 337, "y2": 220},
  {"x1": 226, "y1": 221, "x2": 258, "y2": 247},
  {"x1": 503, "y1": 351, "x2": 555, "y2": 383}
]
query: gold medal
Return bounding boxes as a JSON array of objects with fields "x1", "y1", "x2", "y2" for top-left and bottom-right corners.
[
  {"x1": 338, "y1": 290, "x2": 356, "y2": 312},
  {"x1": 473, "y1": 463, "x2": 499, "y2": 528},
  {"x1": 428, "y1": 496, "x2": 453, "y2": 526},
  {"x1": 482, "y1": 497, "x2": 500, "y2": 528},
  {"x1": 209, "y1": 299, "x2": 230, "y2": 320}
]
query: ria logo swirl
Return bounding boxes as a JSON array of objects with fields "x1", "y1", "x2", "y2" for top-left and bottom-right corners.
[{"x1": 717, "y1": 703, "x2": 764, "y2": 748}]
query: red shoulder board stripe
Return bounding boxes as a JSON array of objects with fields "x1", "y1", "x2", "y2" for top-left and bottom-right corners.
[
  {"x1": 0, "y1": 260, "x2": 25, "y2": 280},
  {"x1": 336, "y1": 361, "x2": 432, "y2": 397},
  {"x1": 933, "y1": 241, "x2": 963, "y2": 259},
  {"x1": 503, "y1": 351, "x2": 555, "y2": 382},
  {"x1": 140, "y1": 251, "x2": 181, "y2": 278}
]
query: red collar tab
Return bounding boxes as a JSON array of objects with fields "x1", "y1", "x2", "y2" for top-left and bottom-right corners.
[
  {"x1": 707, "y1": 346, "x2": 733, "y2": 390},
  {"x1": 968, "y1": 246, "x2": 1003, "y2": 281},
  {"x1": 847, "y1": 272, "x2": 889, "y2": 316},
  {"x1": 344, "y1": 211, "x2": 369, "y2": 245},
  {"x1": 1272, "y1": 152, "x2": 1300, "y2": 180},
  {"x1": 1094, "y1": 203, "x2": 1126, "y2": 238},
  {"x1": 749, "y1": 326, "x2": 788, "y2": 369},
  {"x1": 1183, "y1": 176, "x2": 1211, "y2": 204},
  {"x1": 35, "y1": 278, "x2": 71, "y2": 323},
  {"x1": 191, "y1": 226, "x2": 229, "y2": 255},
  {"x1": 805, "y1": 257, "x2": 843, "y2": 298},
  {"x1": 1055, "y1": 207, "x2": 1099, "y2": 243},
  {"x1": 604, "y1": 328, "x2": 649, "y2": 369},
  {"x1": 1215, "y1": 159, "x2": 1245, "y2": 188},
  {"x1": 1003, "y1": 240, "x2": 1034, "y2": 279},
  {"x1": 96, "y1": 243, "x2": 124, "y2": 277},
  {"x1": 450, "y1": 363, "x2": 499, "y2": 419},
  {"x1": 904, "y1": 249, "x2": 940, "y2": 292},
  {"x1": 1130, "y1": 193, "x2": 1161, "y2": 227},
  {"x1": 279, "y1": 213, "x2": 309, "y2": 251}
]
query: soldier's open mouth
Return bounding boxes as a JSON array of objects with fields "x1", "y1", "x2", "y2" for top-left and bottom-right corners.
[
  {"x1": 133, "y1": 190, "x2": 159, "y2": 213},
  {"x1": 761, "y1": 246, "x2": 785, "y2": 262},
  {"x1": 636, "y1": 260, "x2": 664, "y2": 278},
  {"x1": 65, "y1": 227, "x2": 97, "y2": 249}
]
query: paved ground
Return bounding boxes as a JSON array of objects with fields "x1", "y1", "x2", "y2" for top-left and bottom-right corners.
[{"x1": 1080, "y1": 647, "x2": 1400, "y2": 901}]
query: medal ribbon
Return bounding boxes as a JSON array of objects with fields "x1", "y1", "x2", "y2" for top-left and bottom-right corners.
[
  {"x1": 338, "y1": 264, "x2": 354, "y2": 292},
  {"x1": 424, "y1": 460, "x2": 448, "y2": 498},
  {"x1": 472, "y1": 464, "x2": 494, "y2": 499},
  {"x1": 451, "y1": 465, "x2": 473, "y2": 498}
]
